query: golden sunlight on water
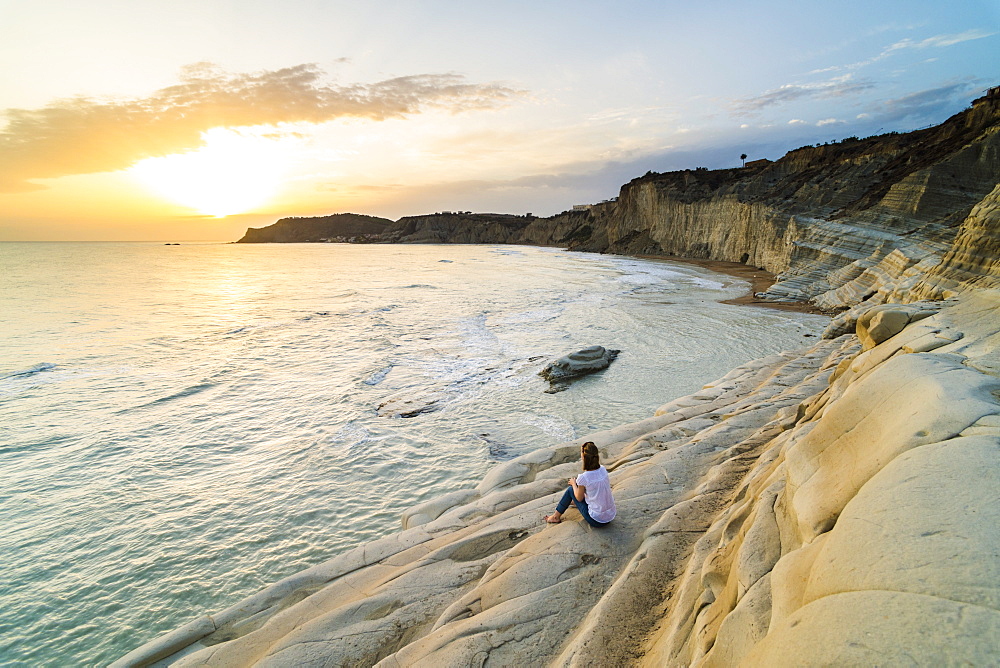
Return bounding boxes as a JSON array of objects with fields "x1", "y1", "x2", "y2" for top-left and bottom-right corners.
[{"x1": 129, "y1": 128, "x2": 289, "y2": 217}]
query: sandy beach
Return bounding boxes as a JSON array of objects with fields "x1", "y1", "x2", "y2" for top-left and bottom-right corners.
[{"x1": 637, "y1": 254, "x2": 833, "y2": 314}]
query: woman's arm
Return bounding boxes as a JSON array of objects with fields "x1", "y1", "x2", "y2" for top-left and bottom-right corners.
[{"x1": 570, "y1": 477, "x2": 586, "y2": 501}]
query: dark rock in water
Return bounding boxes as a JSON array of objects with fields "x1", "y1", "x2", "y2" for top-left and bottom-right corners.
[
  {"x1": 479, "y1": 433, "x2": 514, "y2": 460},
  {"x1": 539, "y1": 345, "x2": 620, "y2": 393},
  {"x1": 376, "y1": 394, "x2": 443, "y2": 418}
]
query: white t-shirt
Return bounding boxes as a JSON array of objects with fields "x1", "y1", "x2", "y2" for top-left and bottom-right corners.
[{"x1": 576, "y1": 465, "x2": 616, "y2": 523}]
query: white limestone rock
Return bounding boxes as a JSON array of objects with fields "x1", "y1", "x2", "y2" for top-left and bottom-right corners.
[
  {"x1": 401, "y1": 488, "x2": 480, "y2": 529},
  {"x1": 855, "y1": 301, "x2": 944, "y2": 350},
  {"x1": 784, "y1": 352, "x2": 1000, "y2": 541},
  {"x1": 804, "y1": 435, "x2": 1000, "y2": 612},
  {"x1": 745, "y1": 590, "x2": 1000, "y2": 666}
]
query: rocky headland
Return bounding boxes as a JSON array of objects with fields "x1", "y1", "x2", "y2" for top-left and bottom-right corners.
[
  {"x1": 119, "y1": 92, "x2": 1000, "y2": 666},
  {"x1": 237, "y1": 213, "x2": 394, "y2": 243}
]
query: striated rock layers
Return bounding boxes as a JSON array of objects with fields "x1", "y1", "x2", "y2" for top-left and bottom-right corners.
[{"x1": 544, "y1": 93, "x2": 1000, "y2": 311}]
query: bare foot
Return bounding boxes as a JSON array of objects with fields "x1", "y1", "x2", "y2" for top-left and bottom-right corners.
[{"x1": 544, "y1": 514, "x2": 562, "y2": 524}]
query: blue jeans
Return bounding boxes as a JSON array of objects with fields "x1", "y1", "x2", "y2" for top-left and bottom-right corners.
[{"x1": 556, "y1": 486, "x2": 609, "y2": 528}]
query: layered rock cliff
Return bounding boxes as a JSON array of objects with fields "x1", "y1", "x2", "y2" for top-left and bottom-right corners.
[
  {"x1": 239, "y1": 94, "x2": 998, "y2": 317},
  {"x1": 120, "y1": 93, "x2": 1000, "y2": 666},
  {"x1": 543, "y1": 93, "x2": 1000, "y2": 309}
]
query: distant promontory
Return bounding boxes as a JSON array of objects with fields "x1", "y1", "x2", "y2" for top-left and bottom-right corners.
[{"x1": 236, "y1": 213, "x2": 394, "y2": 243}]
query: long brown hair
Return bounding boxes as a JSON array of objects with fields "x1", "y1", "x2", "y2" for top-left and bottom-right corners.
[{"x1": 581, "y1": 441, "x2": 600, "y2": 471}]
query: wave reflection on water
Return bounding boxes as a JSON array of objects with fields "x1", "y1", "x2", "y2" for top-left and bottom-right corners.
[{"x1": 0, "y1": 242, "x2": 828, "y2": 665}]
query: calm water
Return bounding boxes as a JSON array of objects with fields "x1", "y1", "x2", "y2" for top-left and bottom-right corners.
[{"x1": 0, "y1": 242, "x2": 828, "y2": 666}]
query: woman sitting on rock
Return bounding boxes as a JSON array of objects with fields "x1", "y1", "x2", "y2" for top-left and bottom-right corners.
[{"x1": 545, "y1": 441, "x2": 616, "y2": 526}]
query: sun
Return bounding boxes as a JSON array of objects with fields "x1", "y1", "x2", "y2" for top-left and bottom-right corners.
[{"x1": 130, "y1": 128, "x2": 288, "y2": 217}]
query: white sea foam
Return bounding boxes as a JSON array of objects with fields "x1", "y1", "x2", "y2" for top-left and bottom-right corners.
[
  {"x1": 329, "y1": 421, "x2": 371, "y2": 448},
  {"x1": 363, "y1": 365, "x2": 394, "y2": 386},
  {"x1": 3, "y1": 361, "x2": 57, "y2": 378},
  {"x1": 688, "y1": 277, "x2": 727, "y2": 289},
  {"x1": 616, "y1": 268, "x2": 687, "y2": 285},
  {"x1": 519, "y1": 414, "x2": 576, "y2": 441}
]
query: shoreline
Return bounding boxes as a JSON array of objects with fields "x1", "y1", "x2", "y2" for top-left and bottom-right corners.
[{"x1": 636, "y1": 253, "x2": 835, "y2": 315}]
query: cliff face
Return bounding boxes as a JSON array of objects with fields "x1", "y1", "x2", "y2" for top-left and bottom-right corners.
[
  {"x1": 565, "y1": 96, "x2": 1000, "y2": 305},
  {"x1": 382, "y1": 212, "x2": 537, "y2": 244},
  {"x1": 816, "y1": 180, "x2": 1000, "y2": 339},
  {"x1": 913, "y1": 182, "x2": 1000, "y2": 297}
]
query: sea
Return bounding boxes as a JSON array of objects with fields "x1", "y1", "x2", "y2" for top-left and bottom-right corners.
[{"x1": 0, "y1": 242, "x2": 829, "y2": 666}]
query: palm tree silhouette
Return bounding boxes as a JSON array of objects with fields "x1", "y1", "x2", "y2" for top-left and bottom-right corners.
[{"x1": 740, "y1": 153, "x2": 747, "y2": 167}]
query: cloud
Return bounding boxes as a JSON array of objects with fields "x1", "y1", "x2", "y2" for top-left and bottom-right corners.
[
  {"x1": 732, "y1": 75, "x2": 875, "y2": 114},
  {"x1": 586, "y1": 106, "x2": 670, "y2": 124},
  {"x1": 868, "y1": 80, "x2": 984, "y2": 124},
  {"x1": 756, "y1": 80, "x2": 983, "y2": 134},
  {"x1": 884, "y1": 29, "x2": 995, "y2": 53},
  {"x1": 0, "y1": 63, "x2": 523, "y2": 193},
  {"x1": 809, "y1": 29, "x2": 995, "y2": 76},
  {"x1": 348, "y1": 141, "x2": 810, "y2": 216}
]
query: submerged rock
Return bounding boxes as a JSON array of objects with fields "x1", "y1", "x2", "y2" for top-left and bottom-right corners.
[
  {"x1": 539, "y1": 345, "x2": 620, "y2": 393},
  {"x1": 376, "y1": 394, "x2": 444, "y2": 418}
]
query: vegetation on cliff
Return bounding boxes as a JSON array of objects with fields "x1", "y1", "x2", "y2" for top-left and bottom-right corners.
[{"x1": 237, "y1": 213, "x2": 393, "y2": 243}]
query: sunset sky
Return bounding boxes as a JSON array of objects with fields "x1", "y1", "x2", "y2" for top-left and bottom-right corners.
[{"x1": 1, "y1": 0, "x2": 997, "y2": 241}]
